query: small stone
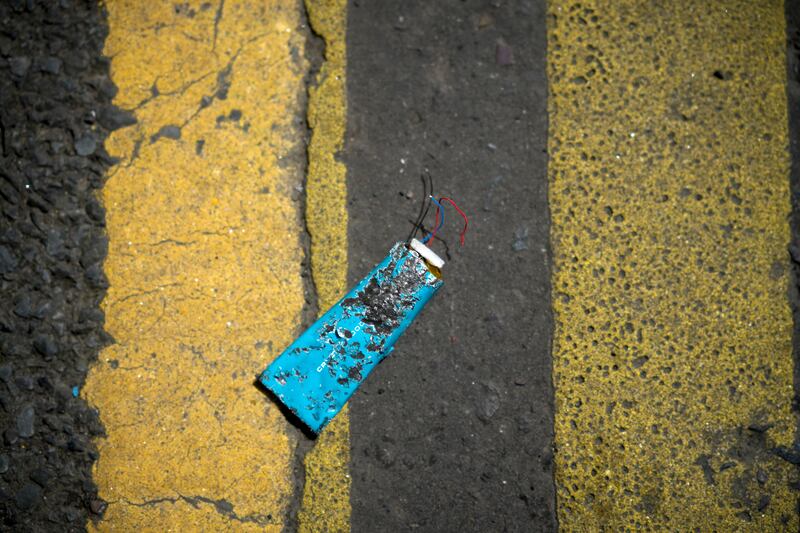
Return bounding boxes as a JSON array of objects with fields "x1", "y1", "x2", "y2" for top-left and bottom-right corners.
[
  {"x1": 496, "y1": 39, "x2": 514, "y2": 66},
  {"x1": 9, "y1": 56, "x2": 31, "y2": 76},
  {"x1": 79, "y1": 307, "x2": 104, "y2": 324},
  {"x1": 477, "y1": 382, "x2": 501, "y2": 422},
  {"x1": 46, "y1": 230, "x2": 68, "y2": 260},
  {"x1": 30, "y1": 467, "x2": 50, "y2": 487},
  {"x1": 74, "y1": 135, "x2": 97, "y2": 156},
  {"x1": 41, "y1": 56, "x2": 62, "y2": 74},
  {"x1": 33, "y1": 334, "x2": 58, "y2": 358},
  {"x1": 0, "y1": 454, "x2": 9, "y2": 473},
  {"x1": 36, "y1": 377, "x2": 52, "y2": 393},
  {"x1": 97, "y1": 105, "x2": 136, "y2": 131},
  {"x1": 85, "y1": 263, "x2": 108, "y2": 289},
  {"x1": 757, "y1": 494, "x2": 770, "y2": 512},
  {"x1": 89, "y1": 498, "x2": 108, "y2": 516},
  {"x1": 4, "y1": 428, "x2": 19, "y2": 445},
  {"x1": 15, "y1": 483, "x2": 41, "y2": 510},
  {"x1": 393, "y1": 15, "x2": 408, "y2": 31},
  {"x1": 228, "y1": 109, "x2": 242, "y2": 121},
  {"x1": 99, "y1": 78, "x2": 118, "y2": 99},
  {"x1": 774, "y1": 445, "x2": 800, "y2": 465},
  {"x1": 67, "y1": 438, "x2": 85, "y2": 452},
  {"x1": 512, "y1": 226, "x2": 529, "y2": 252},
  {"x1": 375, "y1": 444, "x2": 395, "y2": 468},
  {"x1": 79, "y1": 234, "x2": 107, "y2": 268},
  {"x1": 516, "y1": 414, "x2": 534, "y2": 434},
  {"x1": 85, "y1": 197, "x2": 105, "y2": 222},
  {"x1": 55, "y1": 383, "x2": 72, "y2": 403},
  {"x1": 14, "y1": 294, "x2": 34, "y2": 318},
  {"x1": 0, "y1": 245, "x2": 18, "y2": 273},
  {"x1": 756, "y1": 469, "x2": 768, "y2": 484},
  {"x1": 16, "y1": 404, "x2": 35, "y2": 437},
  {"x1": 15, "y1": 375, "x2": 34, "y2": 390},
  {"x1": 747, "y1": 422, "x2": 773, "y2": 433},
  {"x1": 512, "y1": 241, "x2": 527, "y2": 252}
]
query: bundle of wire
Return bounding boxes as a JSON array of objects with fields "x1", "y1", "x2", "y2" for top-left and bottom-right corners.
[
  {"x1": 260, "y1": 173, "x2": 468, "y2": 434},
  {"x1": 407, "y1": 173, "x2": 469, "y2": 249}
]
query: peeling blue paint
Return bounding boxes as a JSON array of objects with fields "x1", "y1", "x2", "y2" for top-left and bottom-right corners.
[{"x1": 260, "y1": 242, "x2": 443, "y2": 434}]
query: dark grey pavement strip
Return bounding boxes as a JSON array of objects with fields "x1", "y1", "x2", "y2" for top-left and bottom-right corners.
[
  {"x1": 345, "y1": 1, "x2": 555, "y2": 530},
  {"x1": 0, "y1": 1, "x2": 117, "y2": 529}
]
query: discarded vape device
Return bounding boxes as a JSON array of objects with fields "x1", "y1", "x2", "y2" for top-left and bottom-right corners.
[{"x1": 260, "y1": 186, "x2": 467, "y2": 434}]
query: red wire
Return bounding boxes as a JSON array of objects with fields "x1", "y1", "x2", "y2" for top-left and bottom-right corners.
[{"x1": 439, "y1": 197, "x2": 469, "y2": 246}]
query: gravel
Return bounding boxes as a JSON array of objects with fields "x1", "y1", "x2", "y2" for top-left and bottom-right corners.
[{"x1": 0, "y1": 1, "x2": 127, "y2": 529}]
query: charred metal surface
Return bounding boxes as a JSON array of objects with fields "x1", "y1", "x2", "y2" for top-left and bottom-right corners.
[{"x1": 260, "y1": 242, "x2": 442, "y2": 434}]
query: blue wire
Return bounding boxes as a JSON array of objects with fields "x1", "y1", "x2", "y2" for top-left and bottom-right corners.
[{"x1": 421, "y1": 196, "x2": 445, "y2": 243}]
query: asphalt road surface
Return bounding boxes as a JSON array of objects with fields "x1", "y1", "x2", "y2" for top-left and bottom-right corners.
[
  {"x1": 2, "y1": 0, "x2": 800, "y2": 531},
  {"x1": 345, "y1": 1, "x2": 556, "y2": 531}
]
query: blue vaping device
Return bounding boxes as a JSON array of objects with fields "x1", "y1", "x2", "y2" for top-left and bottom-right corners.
[{"x1": 260, "y1": 239, "x2": 444, "y2": 434}]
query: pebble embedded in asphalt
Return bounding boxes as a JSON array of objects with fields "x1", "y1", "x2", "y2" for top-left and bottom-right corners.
[
  {"x1": 74, "y1": 135, "x2": 97, "y2": 156},
  {"x1": 15, "y1": 484, "x2": 42, "y2": 511},
  {"x1": 0, "y1": 1, "x2": 118, "y2": 529},
  {"x1": 16, "y1": 405, "x2": 35, "y2": 438}
]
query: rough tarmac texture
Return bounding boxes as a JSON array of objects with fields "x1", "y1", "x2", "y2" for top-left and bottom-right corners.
[
  {"x1": 549, "y1": 0, "x2": 797, "y2": 529},
  {"x1": 0, "y1": 1, "x2": 120, "y2": 530},
  {"x1": 346, "y1": 1, "x2": 556, "y2": 531}
]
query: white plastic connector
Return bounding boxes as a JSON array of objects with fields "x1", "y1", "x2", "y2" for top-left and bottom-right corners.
[{"x1": 410, "y1": 238, "x2": 445, "y2": 269}]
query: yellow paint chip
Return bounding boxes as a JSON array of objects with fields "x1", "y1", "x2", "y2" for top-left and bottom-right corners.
[
  {"x1": 549, "y1": 0, "x2": 797, "y2": 529},
  {"x1": 84, "y1": 0, "x2": 309, "y2": 530}
]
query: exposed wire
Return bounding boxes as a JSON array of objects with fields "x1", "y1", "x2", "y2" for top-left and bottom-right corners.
[
  {"x1": 407, "y1": 172, "x2": 434, "y2": 243},
  {"x1": 406, "y1": 174, "x2": 427, "y2": 243},
  {"x1": 422, "y1": 196, "x2": 445, "y2": 244},
  {"x1": 408, "y1": 172, "x2": 469, "y2": 249},
  {"x1": 439, "y1": 197, "x2": 469, "y2": 246}
]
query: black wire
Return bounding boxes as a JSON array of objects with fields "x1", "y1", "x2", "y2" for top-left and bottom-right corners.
[
  {"x1": 407, "y1": 172, "x2": 434, "y2": 243},
  {"x1": 420, "y1": 172, "x2": 434, "y2": 237},
  {"x1": 415, "y1": 173, "x2": 434, "y2": 240}
]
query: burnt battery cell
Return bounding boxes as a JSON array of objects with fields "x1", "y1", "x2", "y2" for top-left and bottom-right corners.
[{"x1": 260, "y1": 239, "x2": 444, "y2": 434}]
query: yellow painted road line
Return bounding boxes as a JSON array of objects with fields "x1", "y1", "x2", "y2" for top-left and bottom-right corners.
[
  {"x1": 299, "y1": 1, "x2": 351, "y2": 532},
  {"x1": 549, "y1": 0, "x2": 797, "y2": 529},
  {"x1": 84, "y1": 1, "x2": 309, "y2": 530}
]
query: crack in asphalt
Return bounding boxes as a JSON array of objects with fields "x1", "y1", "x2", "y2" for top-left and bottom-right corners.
[
  {"x1": 119, "y1": 493, "x2": 274, "y2": 525},
  {"x1": 212, "y1": 0, "x2": 225, "y2": 51}
]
